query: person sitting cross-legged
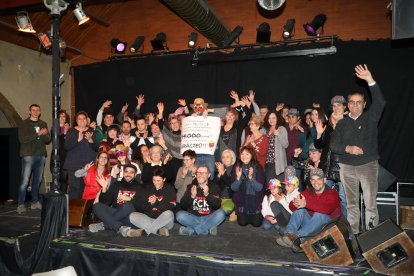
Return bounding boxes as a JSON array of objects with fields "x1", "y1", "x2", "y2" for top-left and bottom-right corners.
[
  {"x1": 176, "y1": 165, "x2": 226, "y2": 236},
  {"x1": 89, "y1": 164, "x2": 144, "y2": 236},
  {"x1": 128, "y1": 168, "x2": 176, "y2": 237},
  {"x1": 276, "y1": 168, "x2": 341, "y2": 250}
]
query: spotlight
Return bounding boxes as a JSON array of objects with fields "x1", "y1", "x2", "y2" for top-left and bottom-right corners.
[
  {"x1": 222, "y1": 25, "x2": 243, "y2": 47},
  {"x1": 256, "y1": 22, "x2": 271, "y2": 43},
  {"x1": 15, "y1": 11, "x2": 36, "y2": 33},
  {"x1": 110, "y1": 38, "x2": 127, "y2": 54},
  {"x1": 151, "y1": 32, "x2": 167, "y2": 51},
  {"x1": 303, "y1": 14, "x2": 327, "y2": 36},
  {"x1": 73, "y1": 3, "x2": 90, "y2": 25},
  {"x1": 282, "y1": 18, "x2": 295, "y2": 39},
  {"x1": 257, "y1": 0, "x2": 286, "y2": 11},
  {"x1": 188, "y1": 32, "x2": 198, "y2": 48},
  {"x1": 130, "y1": 36, "x2": 145, "y2": 53}
]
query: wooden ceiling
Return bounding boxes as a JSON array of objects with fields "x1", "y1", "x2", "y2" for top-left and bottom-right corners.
[{"x1": 0, "y1": 0, "x2": 392, "y2": 66}]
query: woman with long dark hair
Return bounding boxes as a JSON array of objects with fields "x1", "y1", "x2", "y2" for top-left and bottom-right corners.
[{"x1": 231, "y1": 146, "x2": 265, "y2": 227}]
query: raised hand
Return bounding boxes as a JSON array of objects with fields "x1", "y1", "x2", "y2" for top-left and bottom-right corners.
[
  {"x1": 248, "y1": 89, "x2": 255, "y2": 102},
  {"x1": 315, "y1": 119, "x2": 326, "y2": 134},
  {"x1": 294, "y1": 147, "x2": 302, "y2": 157},
  {"x1": 235, "y1": 166, "x2": 242, "y2": 180},
  {"x1": 275, "y1": 103, "x2": 285, "y2": 111},
  {"x1": 157, "y1": 102, "x2": 164, "y2": 113},
  {"x1": 101, "y1": 100, "x2": 112, "y2": 110},
  {"x1": 248, "y1": 167, "x2": 254, "y2": 180},
  {"x1": 215, "y1": 162, "x2": 225, "y2": 176},
  {"x1": 84, "y1": 161, "x2": 94, "y2": 171},
  {"x1": 191, "y1": 185, "x2": 197, "y2": 199},
  {"x1": 148, "y1": 113, "x2": 155, "y2": 125},
  {"x1": 96, "y1": 175, "x2": 109, "y2": 190},
  {"x1": 136, "y1": 94, "x2": 145, "y2": 107},
  {"x1": 178, "y1": 99, "x2": 186, "y2": 106},
  {"x1": 229, "y1": 90, "x2": 239, "y2": 101},
  {"x1": 89, "y1": 121, "x2": 97, "y2": 130},
  {"x1": 240, "y1": 96, "x2": 251, "y2": 108},
  {"x1": 121, "y1": 103, "x2": 129, "y2": 113},
  {"x1": 355, "y1": 64, "x2": 374, "y2": 84}
]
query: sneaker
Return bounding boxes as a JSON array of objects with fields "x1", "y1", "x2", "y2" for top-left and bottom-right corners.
[
  {"x1": 118, "y1": 226, "x2": 131, "y2": 237},
  {"x1": 158, "y1": 227, "x2": 169, "y2": 237},
  {"x1": 127, "y1": 228, "x2": 143, "y2": 238},
  {"x1": 178, "y1": 226, "x2": 194, "y2": 236},
  {"x1": 276, "y1": 236, "x2": 290, "y2": 248},
  {"x1": 208, "y1": 227, "x2": 217, "y2": 236},
  {"x1": 229, "y1": 211, "x2": 237, "y2": 222},
  {"x1": 31, "y1": 201, "x2": 42, "y2": 210},
  {"x1": 282, "y1": 233, "x2": 300, "y2": 248},
  {"x1": 17, "y1": 205, "x2": 27, "y2": 214},
  {"x1": 88, "y1": 222, "x2": 105, "y2": 233}
]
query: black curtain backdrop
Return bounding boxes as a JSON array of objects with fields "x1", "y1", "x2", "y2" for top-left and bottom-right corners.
[{"x1": 74, "y1": 39, "x2": 414, "y2": 181}]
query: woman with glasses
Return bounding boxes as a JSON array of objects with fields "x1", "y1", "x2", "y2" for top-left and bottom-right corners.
[
  {"x1": 175, "y1": 150, "x2": 197, "y2": 205},
  {"x1": 75, "y1": 151, "x2": 111, "y2": 200}
]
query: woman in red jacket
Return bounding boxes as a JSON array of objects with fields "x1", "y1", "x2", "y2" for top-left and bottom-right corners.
[{"x1": 75, "y1": 151, "x2": 111, "y2": 200}]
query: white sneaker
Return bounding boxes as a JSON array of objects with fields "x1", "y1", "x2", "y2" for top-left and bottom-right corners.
[
  {"x1": 118, "y1": 226, "x2": 131, "y2": 237},
  {"x1": 88, "y1": 222, "x2": 105, "y2": 233}
]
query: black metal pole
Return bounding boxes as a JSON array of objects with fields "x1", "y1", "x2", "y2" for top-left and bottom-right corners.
[{"x1": 50, "y1": 13, "x2": 62, "y2": 194}]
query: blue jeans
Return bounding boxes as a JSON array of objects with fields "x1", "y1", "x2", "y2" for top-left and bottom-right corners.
[
  {"x1": 326, "y1": 180, "x2": 347, "y2": 218},
  {"x1": 262, "y1": 219, "x2": 280, "y2": 231},
  {"x1": 93, "y1": 202, "x2": 135, "y2": 231},
  {"x1": 195, "y1": 154, "x2": 215, "y2": 180},
  {"x1": 176, "y1": 209, "x2": 226, "y2": 235},
  {"x1": 286, "y1": 209, "x2": 331, "y2": 237},
  {"x1": 18, "y1": 155, "x2": 46, "y2": 205}
]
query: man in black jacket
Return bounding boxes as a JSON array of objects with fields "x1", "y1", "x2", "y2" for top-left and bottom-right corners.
[
  {"x1": 89, "y1": 164, "x2": 143, "y2": 236},
  {"x1": 176, "y1": 165, "x2": 226, "y2": 236},
  {"x1": 331, "y1": 64, "x2": 386, "y2": 234},
  {"x1": 128, "y1": 168, "x2": 176, "y2": 237}
]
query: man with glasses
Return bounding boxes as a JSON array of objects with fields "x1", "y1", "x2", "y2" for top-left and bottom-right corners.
[
  {"x1": 331, "y1": 64, "x2": 386, "y2": 234},
  {"x1": 176, "y1": 165, "x2": 226, "y2": 236}
]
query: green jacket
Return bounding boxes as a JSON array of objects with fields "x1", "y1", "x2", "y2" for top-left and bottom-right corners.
[{"x1": 18, "y1": 118, "x2": 51, "y2": 157}]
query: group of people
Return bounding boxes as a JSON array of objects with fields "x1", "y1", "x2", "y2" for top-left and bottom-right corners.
[{"x1": 17, "y1": 64, "x2": 385, "y2": 248}]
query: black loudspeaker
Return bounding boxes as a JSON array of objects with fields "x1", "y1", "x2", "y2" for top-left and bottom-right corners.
[
  {"x1": 392, "y1": 0, "x2": 414, "y2": 40},
  {"x1": 357, "y1": 219, "x2": 414, "y2": 276},
  {"x1": 301, "y1": 216, "x2": 355, "y2": 266}
]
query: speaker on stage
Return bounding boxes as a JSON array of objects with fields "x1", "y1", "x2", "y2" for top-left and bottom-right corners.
[
  {"x1": 301, "y1": 216, "x2": 355, "y2": 266},
  {"x1": 357, "y1": 219, "x2": 414, "y2": 276}
]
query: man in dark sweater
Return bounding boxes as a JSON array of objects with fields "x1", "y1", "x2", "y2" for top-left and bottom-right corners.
[
  {"x1": 276, "y1": 168, "x2": 341, "y2": 250},
  {"x1": 89, "y1": 164, "x2": 143, "y2": 236},
  {"x1": 176, "y1": 165, "x2": 226, "y2": 236},
  {"x1": 17, "y1": 104, "x2": 51, "y2": 214},
  {"x1": 128, "y1": 168, "x2": 176, "y2": 237},
  {"x1": 331, "y1": 64, "x2": 386, "y2": 234}
]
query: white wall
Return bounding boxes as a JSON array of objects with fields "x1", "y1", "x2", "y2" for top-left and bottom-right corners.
[{"x1": 0, "y1": 40, "x2": 71, "y2": 188}]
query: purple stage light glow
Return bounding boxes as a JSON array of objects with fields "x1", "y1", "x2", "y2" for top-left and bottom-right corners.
[{"x1": 116, "y1": 42, "x2": 126, "y2": 52}]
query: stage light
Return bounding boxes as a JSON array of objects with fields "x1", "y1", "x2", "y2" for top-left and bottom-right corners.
[
  {"x1": 303, "y1": 14, "x2": 327, "y2": 36},
  {"x1": 111, "y1": 38, "x2": 127, "y2": 54},
  {"x1": 222, "y1": 25, "x2": 243, "y2": 47},
  {"x1": 256, "y1": 22, "x2": 271, "y2": 43},
  {"x1": 151, "y1": 32, "x2": 167, "y2": 51},
  {"x1": 130, "y1": 36, "x2": 145, "y2": 53},
  {"x1": 188, "y1": 32, "x2": 198, "y2": 48},
  {"x1": 257, "y1": 0, "x2": 286, "y2": 11},
  {"x1": 282, "y1": 19, "x2": 295, "y2": 39},
  {"x1": 15, "y1": 11, "x2": 36, "y2": 33},
  {"x1": 73, "y1": 3, "x2": 90, "y2": 25}
]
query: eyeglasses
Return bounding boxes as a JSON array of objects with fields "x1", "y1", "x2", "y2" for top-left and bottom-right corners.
[
  {"x1": 348, "y1": 100, "x2": 364, "y2": 106},
  {"x1": 196, "y1": 171, "x2": 208, "y2": 175},
  {"x1": 99, "y1": 156, "x2": 108, "y2": 160}
]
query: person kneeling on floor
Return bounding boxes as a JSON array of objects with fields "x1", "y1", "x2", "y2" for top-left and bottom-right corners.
[
  {"x1": 276, "y1": 168, "x2": 341, "y2": 251},
  {"x1": 128, "y1": 168, "x2": 176, "y2": 237},
  {"x1": 89, "y1": 164, "x2": 143, "y2": 236},
  {"x1": 176, "y1": 165, "x2": 226, "y2": 236}
]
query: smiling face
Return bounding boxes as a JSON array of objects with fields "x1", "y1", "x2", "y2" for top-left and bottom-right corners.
[
  {"x1": 169, "y1": 118, "x2": 180, "y2": 132},
  {"x1": 136, "y1": 118, "x2": 147, "y2": 132},
  {"x1": 309, "y1": 150, "x2": 321, "y2": 163},
  {"x1": 221, "y1": 151, "x2": 233, "y2": 167},
  {"x1": 240, "y1": 149, "x2": 253, "y2": 165},
  {"x1": 195, "y1": 166, "x2": 210, "y2": 185},
  {"x1": 348, "y1": 94, "x2": 366, "y2": 118},
  {"x1": 332, "y1": 102, "x2": 346, "y2": 117},
  {"x1": 267, "y1": 113, "x2": 277, "y2": 127},
  {"x1": 311, "y1": 110, "x2": 319, "y2": 123},
  {"x1": 97, "y1": 152, "x2": 108, "y2": 167},
  {"x1": 152, "y1": 175, "x2": 165, "y2": 190},
  {"x1": 310, "y1": 176, "x2": 326, "y2": 194},
  {"x1": 123, "y1": 167, "x2": 136, "y2": 182}
]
